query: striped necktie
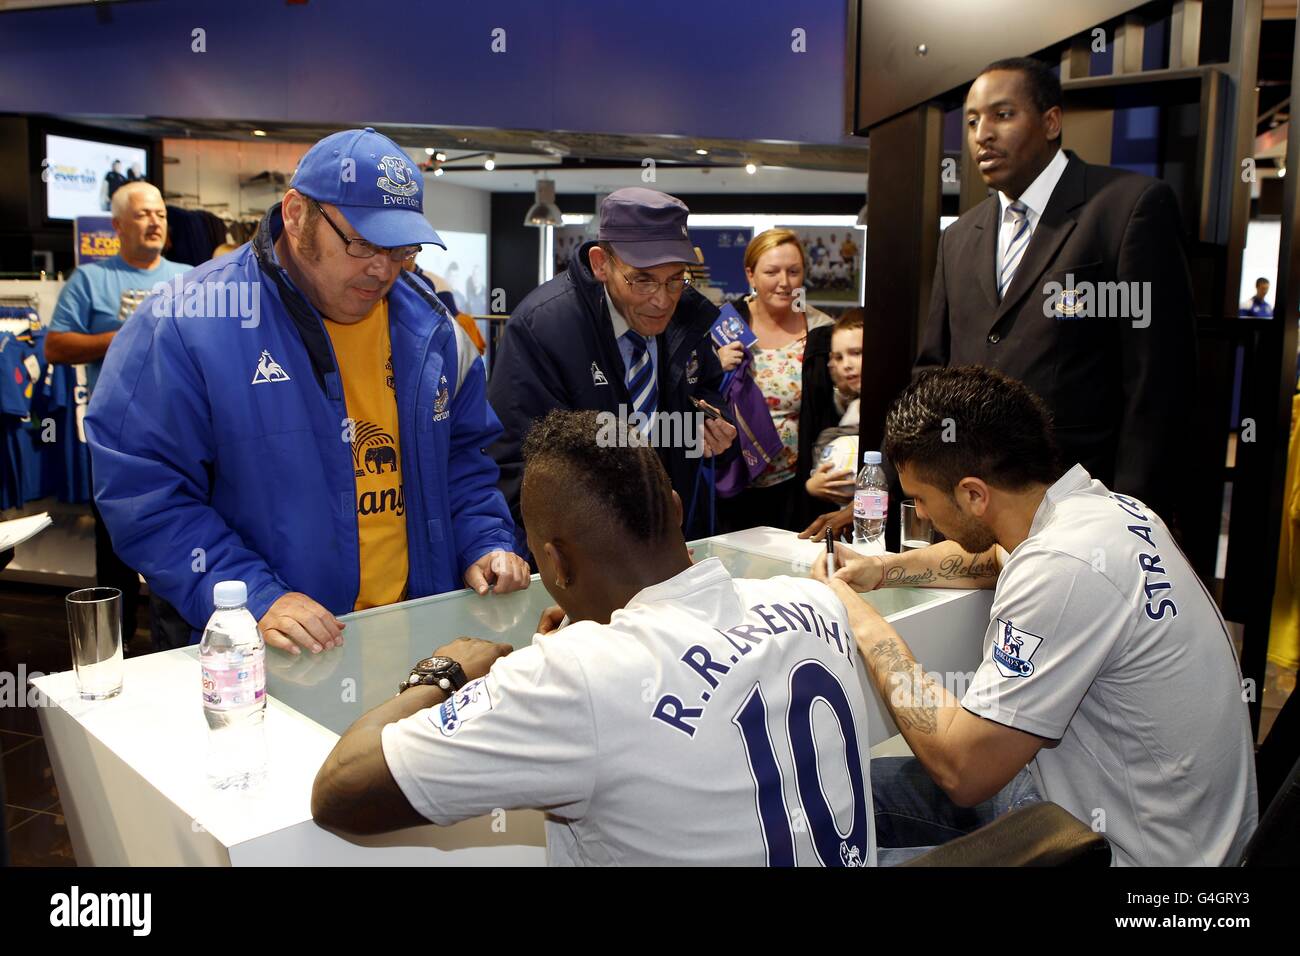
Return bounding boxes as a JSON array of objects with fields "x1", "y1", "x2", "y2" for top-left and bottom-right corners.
[
  {"x1": 998, "y1": 200, "x2": 1030, "y2": 301},
  {"x1": 624, "y1": 329, "x2": 657, "y2": 429}
]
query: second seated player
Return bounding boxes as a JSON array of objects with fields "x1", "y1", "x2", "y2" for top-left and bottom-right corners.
[
  {"x1": 816, "y1": 366, "x2": 1257, "y2": 866},
  {"x1": 313, "y1": 409, "x2": 876, "y2": 867}
]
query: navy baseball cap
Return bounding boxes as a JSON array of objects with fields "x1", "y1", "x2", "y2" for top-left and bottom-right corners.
[
  {"x1": 598, "y1": 188, "x2": 697, "y2": 268},
  {"x1": 290, "y1": 128, "x2": 445, "y2": 249}
]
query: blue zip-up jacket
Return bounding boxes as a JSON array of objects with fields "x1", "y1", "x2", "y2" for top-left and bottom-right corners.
[{"x1": 85, "y1": 204, "x2": 515, "y2": 634}]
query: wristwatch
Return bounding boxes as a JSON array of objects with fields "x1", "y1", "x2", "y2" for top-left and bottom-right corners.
[{"x1": 398, "y1": 656, "x2": 468, "y2": 695}]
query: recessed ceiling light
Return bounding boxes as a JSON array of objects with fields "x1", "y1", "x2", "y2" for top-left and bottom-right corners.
[
  {"x1": 425, "y1": 147, "x2": 435, "y2": 155},
  {"x1": 434, "y1": 151, "x2": 447, "y2": 163},
  {"x1": 696, "y1": 148, "x2": 709, "y2": 156},
  {"x1": 745, "y1": 162, "x2": 757, "y2": 175},
  {"x1": 433, "y1": 167, "x2": 444, "y2": 177},
  {"x1": 251, "y1": 129, "x2": 267, "y2": 137},
  {"x1": 484, "y1": 154, "x2": 496, "y2": 171}
]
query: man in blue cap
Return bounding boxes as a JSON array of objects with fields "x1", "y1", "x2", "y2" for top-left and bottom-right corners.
[
  {"x1": 488, "y1": 188, "x2": 737, "y2": 556},
  {"x1": 86, "y1": 128, "x2": 528, "y2": 653}
]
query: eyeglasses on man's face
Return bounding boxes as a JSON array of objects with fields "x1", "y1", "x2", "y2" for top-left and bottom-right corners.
[
  {"x1": 619, "y1": 269, "x2": 692, "y2": 297},
  {"x1": 313, "y1": 201, "x2": 421, "y2": 263}
]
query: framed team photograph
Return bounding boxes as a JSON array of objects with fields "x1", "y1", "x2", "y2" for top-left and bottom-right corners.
[{"x1": 774, "y1": 225, "x2": 864, "y2": 306}]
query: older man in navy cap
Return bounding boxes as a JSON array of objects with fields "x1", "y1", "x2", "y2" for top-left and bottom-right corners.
[
  {"x1": 489, "y1": 188, "x2": 737, "y2": 556},
  {"x1": 87, "y1": 128, "x2": 529, "y2": 653}
]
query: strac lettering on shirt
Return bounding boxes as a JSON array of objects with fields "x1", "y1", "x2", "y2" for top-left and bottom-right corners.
[{"x1": 1111, "y1": 493, "x2": 1179, "y2": 622}]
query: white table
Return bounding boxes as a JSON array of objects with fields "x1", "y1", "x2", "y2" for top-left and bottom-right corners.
[{"x1": 32, "y1": 529, "x2": 992, "y2": 866}]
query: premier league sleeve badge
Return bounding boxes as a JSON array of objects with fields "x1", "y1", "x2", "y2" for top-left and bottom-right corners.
[{"x1": 991, "y1": 619, "x2": 1043, "y2": 678}]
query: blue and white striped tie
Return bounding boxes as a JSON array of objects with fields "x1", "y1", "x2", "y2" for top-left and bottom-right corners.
[
  {"x1": 998, "y1": 200, "x2": 1030, "y2": 301},
  {"x1": 624, "y1": 330, "x2": 657, "y2": 432}
]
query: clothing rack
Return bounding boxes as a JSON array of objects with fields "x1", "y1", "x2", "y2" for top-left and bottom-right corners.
[{"x1": 0, "y1": 293, "x2": 41, "y2": 333}]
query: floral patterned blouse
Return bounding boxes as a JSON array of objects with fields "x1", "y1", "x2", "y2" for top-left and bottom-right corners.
[{"x1": 750, "y1": 337, "x2": 805, "y2": 487}]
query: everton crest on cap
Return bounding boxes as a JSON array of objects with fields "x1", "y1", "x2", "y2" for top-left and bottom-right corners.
[{"x1": 291, "y1": 128, "x2": 444, "y2": 250}]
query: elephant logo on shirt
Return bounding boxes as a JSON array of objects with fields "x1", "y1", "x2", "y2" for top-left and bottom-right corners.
[
  {"x1": 365, "y1": 445, "x2": 397, "y2": 474},
  {"x1": 350, "y1": 421, "x2": 397, "y2": 477}
]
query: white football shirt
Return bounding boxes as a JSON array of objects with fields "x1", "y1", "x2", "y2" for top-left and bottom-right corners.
[
  {"x1": 381, "y1": 557, "x2": 876, "y2": 866},
  {"x1": 962, "y1": 465, "x2": 1258, "y2": 865}
]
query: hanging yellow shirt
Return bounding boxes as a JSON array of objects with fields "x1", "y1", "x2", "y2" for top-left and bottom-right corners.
[{"x1": 324, "y1": 299, "x2": 408, "y2": 610}]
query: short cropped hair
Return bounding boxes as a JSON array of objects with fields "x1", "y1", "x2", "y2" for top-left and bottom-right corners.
[
  {"x1": 884, "y1": 366, "x2": 1063, "y2": 492},
  {"x1": 522, "y1": 408, "x2": 677, "y2": 542},
  {"x1": 977, "y1": 56, "x2": 1063, "y2": 115},
  {"x1": 110, "y1": 180, "x2": 162, "y2": 220},
  {"x1": 833, "y1": 307, "x2": 864, "y2": 336}
]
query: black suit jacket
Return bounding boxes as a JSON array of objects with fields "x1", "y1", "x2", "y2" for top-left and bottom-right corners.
[{"x1": 916, "y1": 150, "x2": 1197, "y2": 517}]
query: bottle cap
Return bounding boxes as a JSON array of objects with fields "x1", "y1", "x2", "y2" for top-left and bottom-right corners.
[
  {"x1": 213, "y1": 580, "x2": 247, "y2": 608},
  {"x1": 864, "y1": 451, "x2": 882, "y2": 465}
]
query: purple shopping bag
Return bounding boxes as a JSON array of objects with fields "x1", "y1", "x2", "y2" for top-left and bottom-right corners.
[{"x1": 714, "y1": 351, "x2": 785, "y2": 498}]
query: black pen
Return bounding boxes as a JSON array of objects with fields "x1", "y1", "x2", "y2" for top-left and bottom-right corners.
[{"x1": 824, "y1": 527, "x2": 836, "y2": 576}]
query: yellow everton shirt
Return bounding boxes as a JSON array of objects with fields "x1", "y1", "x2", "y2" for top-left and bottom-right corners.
[{"x1": 324, "y1": 300, "x2": 409, "y2": 610}]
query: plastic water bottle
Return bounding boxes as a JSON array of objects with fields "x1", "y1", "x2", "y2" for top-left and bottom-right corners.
[
  {"x1": 853, "y1": 451, "x2": 889, "y2": 546},
  {"x1": 200, "y1": 581, "x2": 267, "y2": 791}
]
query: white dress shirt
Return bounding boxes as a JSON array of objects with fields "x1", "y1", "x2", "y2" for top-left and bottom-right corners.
[{"x1": 995, "y1": 147, "x2": 1070, "y2": 283}]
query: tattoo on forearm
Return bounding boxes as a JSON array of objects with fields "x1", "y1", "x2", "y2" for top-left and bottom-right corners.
[
  {"x1": 937, "y1": 553, "x2": 998, "y2": 581},
  {"x1": 883, "y1": 566, "x2": 935, "y2": 586},
  {"x1": 883, "y1": 553, "x2": 997, "y2": 588},
  {"x1": 865, "y1": 639, "x2": 942, "y2": 735}
]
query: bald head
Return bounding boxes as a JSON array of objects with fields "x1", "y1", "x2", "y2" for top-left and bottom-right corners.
[{"x1": 110, "y1": 181, "x2": 168, "y2": 267}]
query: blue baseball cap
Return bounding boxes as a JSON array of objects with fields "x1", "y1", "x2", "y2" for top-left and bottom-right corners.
[{"x1": 290, "y1": 128, "x2": 444, "y2": 250}]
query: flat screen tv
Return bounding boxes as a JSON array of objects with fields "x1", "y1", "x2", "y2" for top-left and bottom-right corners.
[{"x1": 44, "y1": 132, "x2": 150, "y2": 221}]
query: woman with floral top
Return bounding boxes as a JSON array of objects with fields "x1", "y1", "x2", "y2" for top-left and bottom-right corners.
[{"x1": 714, "y1": 229, "x2": 842, "y2": 532}]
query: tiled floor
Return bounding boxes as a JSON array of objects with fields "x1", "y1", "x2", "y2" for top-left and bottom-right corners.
[{"x1": 1, "y1": 581, "x2": 151, "y2": 866}]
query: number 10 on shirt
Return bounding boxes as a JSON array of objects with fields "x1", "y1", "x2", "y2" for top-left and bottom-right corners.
[{"x1": 732, "y1": 659, "x2": 871, "y2": 867}]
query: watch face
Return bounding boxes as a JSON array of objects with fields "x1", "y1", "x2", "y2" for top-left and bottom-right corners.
[{"x1": 416, "y1": 656, "x2": 449, "y2": 673}]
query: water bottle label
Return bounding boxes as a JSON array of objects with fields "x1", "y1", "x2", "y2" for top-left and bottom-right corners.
[
  {"x1": 202, "y1": 648, "x2": 265, "y2": 710},
  {"x1": 854, "y1": 490, "x2": 887, "y2": 520}
]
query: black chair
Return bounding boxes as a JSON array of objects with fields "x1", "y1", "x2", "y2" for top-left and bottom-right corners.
[
  {"x1": 1255, "y1": 685, "x2": 1300, "y2": 812},
  {"x1": 1239, "y1": 750, "x2": 1300, "y2": 866},
  {"x1": 903, "y1": 802, "x2": 1111, "y2": 867},
  {"x1": 0, "y1": 747, "x2": 7, "y2": 866}
]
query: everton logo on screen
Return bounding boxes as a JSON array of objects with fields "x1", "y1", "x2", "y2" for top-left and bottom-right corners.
[
  {"x1": 376, "y1": 155, "x2": 418, "y2": 198},
  {"x1": 991, "y1": 619, "x2": 1042, "y2": 678}
]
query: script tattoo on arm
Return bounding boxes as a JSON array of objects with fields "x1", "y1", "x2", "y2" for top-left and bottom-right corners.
[
  {"x1": 883, "y1": 566, "x2": 936, "y2": 587},
  {"x1": 865, "y1": 638, "x2": 942, "y2": 735},
  {"x1": 937, "y1": 552, "x2": 1000, "y2": 582}
]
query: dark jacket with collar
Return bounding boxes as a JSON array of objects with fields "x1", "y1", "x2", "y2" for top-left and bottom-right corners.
[
  {"x1": 487, "y1": 241, "x2": 729, "y2": 552},
  {"x1": 916, "y1": 149, "x2": 1196, "y2": 519}
]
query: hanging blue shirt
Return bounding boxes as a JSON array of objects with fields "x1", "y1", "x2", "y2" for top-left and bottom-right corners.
[{"x1": 48, "y1": 255, "x2": 190, "y2": 393}]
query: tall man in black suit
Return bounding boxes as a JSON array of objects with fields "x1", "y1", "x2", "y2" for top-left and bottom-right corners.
[{"x1": 917, "y1": 57, "x2": 1196, "y2": 520}]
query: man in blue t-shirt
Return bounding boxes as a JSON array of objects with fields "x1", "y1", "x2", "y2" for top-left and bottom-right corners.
[{"x1": 47, "y1": 180, "x2": 190, "y2": 646}]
